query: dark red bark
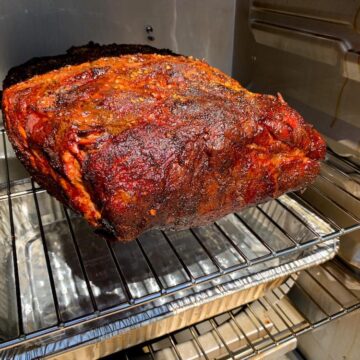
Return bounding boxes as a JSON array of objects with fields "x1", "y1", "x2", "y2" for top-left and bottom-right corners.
[{"x1": 2, "y1": 48, "x2": 325, "y2": 241}]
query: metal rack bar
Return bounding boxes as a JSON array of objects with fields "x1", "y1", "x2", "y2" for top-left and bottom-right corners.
[
  {"x1": 135, "y1": 260, "x2": 360, "y2": 360},
  {"x1": 189, "y1": 228, "x2": 225, "y2": 271},
  {"x1": 321, "y1": 161, "x2": 360, "y2": 187},
  {"x1": 1, "y1": 133, "x2": 23, "y2": 336},
  {"x1": 307, "y1": 183, "x2": 360, "y2": 223},
  {"x1": 168, "y1": 335, "x2": 182, "y2": 360},
  {"x1": 0, "y1": 186, "x2": 43, "y2": 201},
  {"x1": 275, "y1": 282, "x2": 314, "y2": 333},
  {"x1": 322, "y1": 262, "x2": 360, "y2": 300},
  {"x1": 228, "y1": 312, "x2": 256, "y2": 354},
  {"x1": 213, "y1": 222, "x2": 249, "y2": 265},
  {"x1": 245, "y1": 304, "x2": 277, "y2": 344},
  {"x1": 327, "y1": 150, "x2": 360, "y2": 177},
  {"x1": 287, "y1": 192, "x2": 343, "y2": 233},
  {"x1": 316, "y1": 175, "x2": 360, "y2": 216},
  {"x1": 225, "y1": 307, "x2": 287, "y2": 360},
  {"x1": 319, "y1": 166, "x2": 360, "y2": 198},
  {"x1": 263, "y1": 199, "x2": 319, "y2": 243},
  {"x1": 32, "y1": 184, "x2": 62, "y2": 324},
  {"x1": 274, "y1": 198, "x2": 317, "y2": 236},
  {"x1": 291, "y1": 281, "x2": 332, "y2": 318},
  {"x1": 268, "y1": 298, "x2": 296, "y2": 330},
  {"x1": 189, "y1": 326, "x2": 210, "y2": 360},
  {"x1": 234, "y1": 213, "x2": 277, "y2": 255},
  {"x1": 148, "y1": 344, "x2": 156, "y2": 360},
  {"x1": 162, "y1": 232, "x2": 196, "y2": 282},
  {"x1": 319, "y1": 170, "x2": 360, "y2": 201},
  {"x1": 105, "y1": 239, "x2": 134, "y2": 304},
  {"x1": 304, "y1": 269, "x2": 344, "y2": 309},
  {"x1": 134, "y1": 238, "x2": 165, "y2": 294},
  {"x1": 255, "y1": 205, "x2": 300, "y2": 247},
  {"x1": 259, "y1": 297, "x2": 296, "y2": 337},
  {"x1": 256, "y1": 300, "x2": 282, "y2": 334},
  {"x1": 209, "y1": 318, "x2": 233, "y2": 356},
  {"x1": 63, "y1": 208, "x2": 98, "y2": 312}
]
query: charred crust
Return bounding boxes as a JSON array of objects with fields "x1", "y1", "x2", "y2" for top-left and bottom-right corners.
[{"x1": 2, "y1": 42, "x2": 177, "y2": 90}]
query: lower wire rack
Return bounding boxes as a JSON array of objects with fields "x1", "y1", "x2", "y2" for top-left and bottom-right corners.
[{"x1": 116, "y1": 259, "x2": 360, "y2": 360}]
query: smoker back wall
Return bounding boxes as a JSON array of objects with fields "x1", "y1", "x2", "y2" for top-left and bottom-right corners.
[{"x1": 0, "y1": 0, "x2": 237, "y2": 100}]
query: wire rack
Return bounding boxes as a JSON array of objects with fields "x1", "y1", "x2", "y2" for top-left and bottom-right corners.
[
  {"x1": 117, "y1": 259, "x2": 360, "y2": 360},
  {"x1": 0, "y1": 125, "x2": 360, "y2": 356}
]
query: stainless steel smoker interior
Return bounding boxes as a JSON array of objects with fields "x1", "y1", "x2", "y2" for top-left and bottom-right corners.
[
  {"x1": 1, "y1": 119, "x2": 360, "y2": 358},
  {"x1": 0, "y1": 1, "x2": 359, "y2": 359},
  {"x1": 117, "y1": 259, "x2": 360, "y2": 360}
]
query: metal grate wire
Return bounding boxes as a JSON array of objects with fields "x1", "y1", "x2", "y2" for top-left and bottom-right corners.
[
  {"x1": 122, "y1": 259, "x2": 360, "y2": 360},
  {"x1": 0, "y1": 126, "x2": 360, "y2": 353}
]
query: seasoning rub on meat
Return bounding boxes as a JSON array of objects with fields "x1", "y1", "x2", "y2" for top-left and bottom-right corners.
[{"x1": 2, "y1": 44, "x2": 325, "y2": 241}]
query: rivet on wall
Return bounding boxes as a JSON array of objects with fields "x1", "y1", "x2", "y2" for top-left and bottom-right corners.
[{"x1": 145, "y1": 25, "x2": 155, "y2": 41}]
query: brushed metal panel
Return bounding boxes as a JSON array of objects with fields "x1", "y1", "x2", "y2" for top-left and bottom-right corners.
[
  {"x1": 253, "y1": 0, "x2": 360, "y2": 26},
  {"x1": 0, "y1": 0, "x2": 236, "y2": 88},
  {"x1": 337, "y1": 79, "x2": 360, "y2": 131},
  {"x1": 343, "y1": 51, "x2": 360, "y2": 82},
  {"x1": 251, "y1": 22, "x2": 345, "y2": 66}
]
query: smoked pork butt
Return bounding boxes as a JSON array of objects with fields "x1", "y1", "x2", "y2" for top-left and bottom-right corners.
[{"x1": 2, "y1": 44, "x2": 326, "y2": 241}]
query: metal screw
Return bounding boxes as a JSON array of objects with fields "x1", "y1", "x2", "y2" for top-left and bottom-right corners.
[{"x1": 145, "y1": 25, "x2": 155, "y2": 41}]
